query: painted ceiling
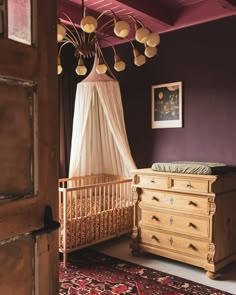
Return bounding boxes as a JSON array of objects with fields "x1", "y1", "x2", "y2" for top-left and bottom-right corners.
[{"x1": 57, "y1": 0, "x2": 236, "y2": 45}]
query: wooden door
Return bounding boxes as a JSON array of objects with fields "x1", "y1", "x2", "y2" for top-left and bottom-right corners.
[{"x1": 0, "y1": 1, "x2": 59, "y2": 294}]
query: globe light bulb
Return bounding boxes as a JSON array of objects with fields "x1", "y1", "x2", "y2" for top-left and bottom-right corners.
[
  {"x1": 135, "y1": 27, "x2": 150, "y2": 43},
  {"x1": 57, "y1": 23, "x2": 66, "y2": 42},
  {"x1": 114, "y1": 20, "x2": 130, "y2": 38},
  {"x1": 133, "y1": 48, "x2": 146, "y2": 66},
  {"x1": 147, "y1": 32, "x2": 160, "y2": 47},
  {"x1": 114, "y1": 60, "x2": 126, "y2": 72},
  {"x1": 144, "y1": 46, "x2": 157, "y2": 58},
  {"x1": 134, "y1": 54, "x2": 146, "y2": 66},
  {"x1": 57, "y1": 64, "x2": 63, "y2": 75},
  {"x1": 75, "y1": 57, "x2": 87, "y2": 75},
  {"x1": 96, "y1": 63, "x2": 107, "y2": 74},
  {"x1": 57, "y1": 57, "x2": 63, "y2": 75},
  {"x1": 81, "y1": 16, "x2": 98, "y2": 33}
]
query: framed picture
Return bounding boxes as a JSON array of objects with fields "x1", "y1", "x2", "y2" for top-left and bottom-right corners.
[{"x1": 151, "y1": 81, "x2": 182, "y2": 129}]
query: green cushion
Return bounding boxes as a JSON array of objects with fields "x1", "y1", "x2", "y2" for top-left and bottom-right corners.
[{"x1": 151, "y1": 161, "x2": 229, "y2": 175}]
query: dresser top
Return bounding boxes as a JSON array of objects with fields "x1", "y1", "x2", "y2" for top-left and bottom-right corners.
[{"x1": 130, "y1": 168, "x2": 220, "y2": 179}]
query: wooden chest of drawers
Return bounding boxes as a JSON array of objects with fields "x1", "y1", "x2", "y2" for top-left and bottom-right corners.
[{"x1": 130, "y1": 168, "x2": 236, "y2": 279}]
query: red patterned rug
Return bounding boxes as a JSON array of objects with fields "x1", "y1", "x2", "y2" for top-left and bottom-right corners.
[{"x1": 59, "y1": 249, "x2": 232, "y2": 295}]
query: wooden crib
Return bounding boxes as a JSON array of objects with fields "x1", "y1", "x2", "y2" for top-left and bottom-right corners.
[{"x1": 58, "y1": 174, "x2": 133, "y2": 266}]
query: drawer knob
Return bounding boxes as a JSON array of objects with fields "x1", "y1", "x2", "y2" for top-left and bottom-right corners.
[
  {"x1": 152, "y1": 235, "x2": 159, "y2": 242},
  {"x1": 152, "y1": 215, "x2": 159, "y2": 221},
  {"x1": 188, "y1": 243, "x2": 197, "y2": 251},
  {"x1": 188, "y1": 222, "x2": 197, "y2": 229},
  {"x1": 169, "y1": 237, "x2": 173, "y2": 245},
  {"x1": 169, "y1": 196, "x2": 174, "y2": 204},
  {"x1": 187, "y1": 181, "x2": 192, "y2": 188},
  {"x1": 188, "y1": 200, "x2": 197, "y2": 207},
  {"x1": 152, "y1": 196, "x2": 159, "y2": 202},
  {"x1": 169, "y1": 216, "x2": 173, "y2": 225},
  {"x1": 150, "y1": 179, "x2": 155, "y2": 183}
]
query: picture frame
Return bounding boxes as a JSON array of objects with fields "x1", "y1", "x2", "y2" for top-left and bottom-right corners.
[{"x1": 151, "y1": 81, "x2": 183, "y2": 129}]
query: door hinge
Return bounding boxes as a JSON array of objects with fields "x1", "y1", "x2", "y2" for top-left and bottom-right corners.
[{"x1": 32, "y1": 205, "x2": 60, "y2": 236}]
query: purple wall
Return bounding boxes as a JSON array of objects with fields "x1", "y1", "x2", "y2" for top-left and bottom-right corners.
[{"x1": 110, "y1": 15, "x2": 236, "y2": 168}]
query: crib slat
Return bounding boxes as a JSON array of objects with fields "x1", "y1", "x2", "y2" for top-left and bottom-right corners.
[
  {"x1": 79, "y1": 188, "x2": 82, "y2": 246},
  {"x1": 63, "y1": 189, "x2": 67, "y2": 266}
]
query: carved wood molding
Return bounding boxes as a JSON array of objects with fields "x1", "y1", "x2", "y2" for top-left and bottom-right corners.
[
  {"x1": 132, "y1": 186, "x2": 138, "y2": 193},
  {"x1": 133, "y1": 174, "x2": 140, "y2": 185},
  {"x1": 208, "y1": 195, "x2": 216, "y2": 215},
  {"x1": 131, "y1": 225, "x2": 138, "y2": 240},
  {"x1": 208, "y1": 195, "x2": 215, "y2": 203},
  {"x1": 207, "y1": 242, "x2": 216, "y2": 263},
  {"x1": 209, "y1": 202, "x2": 216, "y2": 215}
]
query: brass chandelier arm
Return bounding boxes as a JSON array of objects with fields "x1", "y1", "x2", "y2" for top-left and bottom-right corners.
[
  {"x1": 60, "y1": 22, "x2": 79, "y2": 45},
  {"x1": 81, "y1": 0, "x2": 85, "y2": 17},
  {"x1": 58, "y1": 41, "x2": 75, "y2": 57},
  {"x1": 64, "y1": 32, "x2": 78, "y2": 45},
  {"x1": 97, "y1": 18, "x2": 116, "y2": 34},
  {"x1": 95, "y1": 45, "x2": 117, "y2": 79},
  {"x1": 98, "y1": 38, "x2": 117, "y2": 55},
  {"x1": 63, "y1": 13, "x2": 84, "y2": 44},
  {"x1": 127, "y1": 14, "x2": 145, "y2": 28},
  {"x1": 95, "y1": 26, "x2": 117, "y2": 42},
  {"x1": 97, "y1": 9, "x2": 117, "y2": 21},
  {"x1": 87, "y1": 32, "x2": 96, "y2": 44},
  {"x1": 64, "y1": 36, "x2": 78, "y2": 46},
  {"x1": 128, "y1": 40, "x2": 135, "y2": 49}
]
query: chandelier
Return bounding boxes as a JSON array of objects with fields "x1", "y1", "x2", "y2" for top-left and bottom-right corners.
[{"x1": 57, "y1": 0, "x2": 161, "y2": 76}]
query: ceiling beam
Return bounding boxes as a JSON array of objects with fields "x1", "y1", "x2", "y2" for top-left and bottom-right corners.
[
  {"x1": 57, "y1": 0, "x2": 82, "y2": 25},
  {"x1": 115, "y1": 0, "x2": 178, "y2": 27},
  {"x1": 57, "y1": 0, "x2": 114, "y2": 29},
  {"x1": 218, "y1": 0, "x2": 236, "y2": 9}
]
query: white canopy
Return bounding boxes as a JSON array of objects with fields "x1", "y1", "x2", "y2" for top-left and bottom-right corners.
[{"x1": 69, "y1": 65, "x2": 136, "y2": 177}]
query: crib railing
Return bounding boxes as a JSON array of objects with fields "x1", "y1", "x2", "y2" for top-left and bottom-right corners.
[
  {"x1": 59, "y1": 174, "x2": 127, "y2": 189},
  {"x1": 58, "y1": 175, "x2": 133, "y2": 266}
]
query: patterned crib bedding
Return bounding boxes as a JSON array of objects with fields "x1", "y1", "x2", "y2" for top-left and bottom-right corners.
[
  {"x1": 60, "y1": 193, "x2": 129, "y2": 219},
  {"x1": 60, "y1": 207, "x2": 133, "y2": 249},
  {"x1": 151, "y1": 161, "x2": 230, "y2": 175}
]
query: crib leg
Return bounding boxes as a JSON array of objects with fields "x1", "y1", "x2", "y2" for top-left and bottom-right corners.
[{"x1": 63, "y1": 252, "x2": 67, "y2": 267}]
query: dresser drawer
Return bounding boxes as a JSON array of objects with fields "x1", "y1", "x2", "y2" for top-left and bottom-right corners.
[
  {"x1": 136, "y1": 175, "x2": 168, "y2": 189},
  {"x1": 171, "y1": 177, "x2": 209, "y2": 193},
  {"x1": 140, "y1": 189, "x2": 209, "y2": 215},
  {"x1": 140, "y1": 228, "x2": 208, "y2": 258},
  {"x1": 140, "y1": 209, "x2": 209, "y2": 238}
]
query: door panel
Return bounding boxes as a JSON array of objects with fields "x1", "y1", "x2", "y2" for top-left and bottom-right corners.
[
  {"x1": 0, "y1": 0, "x2": 58, "y2": 294},
  {"x1": 0, "y1": 40, "x2": 37, "y2": 79},
  {"x1": 0, "y1": 79, "x2": 35, "y2": 198},
  {"x1": 0, "y1": 235, "x2": 34, "y2": 294}
]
